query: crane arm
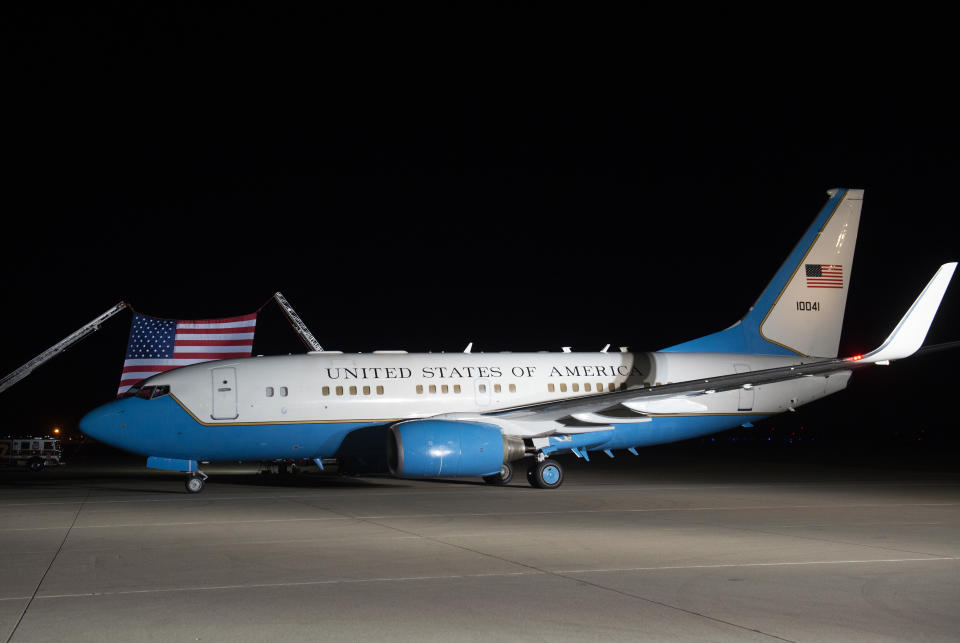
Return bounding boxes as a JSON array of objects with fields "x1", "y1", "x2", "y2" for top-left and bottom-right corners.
[
  {"x1": 273, "y1": 292, "x2": 323, "y2": 352},
  {"x1": 0, "y1": 302, "x2": 129, "y2": 395}
]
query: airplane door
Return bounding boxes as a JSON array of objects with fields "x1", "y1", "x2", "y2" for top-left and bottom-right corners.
[
  {"x1": 734, "y1": 363, "x2": 754, "y2": 411},
  {"x1": 211, "y1": 367, "x2": 239, "y2": 420},
  {"x1": 474, "y1": 378, "x2": 491, "y2": 406}
]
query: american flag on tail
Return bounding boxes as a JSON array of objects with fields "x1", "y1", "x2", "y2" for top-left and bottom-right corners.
[
  {"x1": 117, "y1": 312, "x2": 257, "y2": 396},
  {"x1": 805, "y1": 264, "x2": 844, "y2": 289}
]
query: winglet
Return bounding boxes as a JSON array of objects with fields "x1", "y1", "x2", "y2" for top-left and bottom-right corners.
[{"x1": 859, "y1": 262, "x2": 957, "y2": 363}]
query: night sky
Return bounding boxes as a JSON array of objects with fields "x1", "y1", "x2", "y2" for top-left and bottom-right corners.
[{"x1": 3, "y1": 9, "x2": 958, "y2": 450}]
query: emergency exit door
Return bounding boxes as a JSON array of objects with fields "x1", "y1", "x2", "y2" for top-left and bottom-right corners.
[
  {"x1": 474, "y1": 378, "x2": 491, "y2": 406},
  {"x1": 211, "y1": 367, "x2": 238, "y2": 420}
]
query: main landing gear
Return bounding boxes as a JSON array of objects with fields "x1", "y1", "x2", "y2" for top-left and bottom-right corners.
[
  {"x1": 526, "y1": 458, "x2": 564, "y2": 489},
  {"x1": 185, "y1": 471, "x2": 207, "y2": 494},
  {"x1": 482, "y1": 463, "x2": 514, "y2": 485},
  {"x1": 483, "y1": 457, "x2": 566, "y2": 489}
]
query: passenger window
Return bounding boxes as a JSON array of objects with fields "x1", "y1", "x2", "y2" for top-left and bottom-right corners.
[
  {"x1": 584, "y1": 383, "x2": 591, "y2": 392},
  {"x1": 429, "y1": 384, "x2": 437, "y2": 394},
  {"x1": 336, "y1": 386, "x2": 344, "y2": 396},
  {"x1": 280, "y1": 387, "x2": 288, "y2": 397},
  {"x1": 494, "y1": 384, "x2": 501, "y2": 393},
  {"x1": 548, "y1": 383, "x2": 555, "y2": 393},
  {"x1": 560, "y1": 383, "x2": 567, "y2": 392},
  {"x1": 363, "y1": 386, "x2": 371, "y2": 395},
  {"x1": 597, "y1": 382, "x2": 603, "y2": 391},
  {"x1": 349, "y1": 386, "x2": 357, "y2": 395},
  {"x1": 479, "y1": 384, "x2": 487, "y2": 393},
  {"x1": 454, "y1": 384, "x2": 461, "y2": 394},
  {"x1": 572, "y1": 383, "x2": 579, "y2": 392},
  {"x1": 322, "y1": 386, "x2": 330, "y2": 396},
  {"x1": 377, "y1": 385, "x2": 384, "y2": 395},
  {"x1": 608, "y1": 383, "x2": 616, "y2": 392},
  {"x1": 442, "y1": 384, "x2": 449, "y2": 394},
  {"x1": 509, "y1": 383, "x2": 516, "y2": 393},
  {"x1": 416, "y1": 384, "x2": 423, "y2": 394},
  {"x1": 266, "y1": 387, "x2": 274, "y2": 397}
]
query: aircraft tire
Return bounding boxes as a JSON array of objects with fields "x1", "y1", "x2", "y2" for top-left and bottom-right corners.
[
  {"x1": 483, "y1": 462, "x2": 514, "y2": 485},
  {"x1": 528, "y1": 459, "x2": 563, "y2": 489},
  {"x1": 185, "y1": 475, "x2": 205, "y2": 494},
  {"x1": 27, "y1": 458, "x2": 44, "y2": 472}
]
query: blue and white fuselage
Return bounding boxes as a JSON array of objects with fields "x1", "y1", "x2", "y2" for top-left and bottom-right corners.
[
  {"x1": 78, "y1": 189, "x2": 957, "y2": 492},
  {"x1": 80, "y1": 350, "x2": 847, "y2": 459}
]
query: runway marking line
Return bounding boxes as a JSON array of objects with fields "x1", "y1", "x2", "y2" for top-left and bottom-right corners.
[
  {"x1": 558, "y1": 556, "x2": 960, "y2": 574},
  {"x1": 0, "y1": 556, "x2": 954, "y2": 603},
  {"x1": 2, "y1": 502, "x2": 960, "y2": 532},
  {"x1": 2, "y1": 480, "x2": 959, "y2": 506}
]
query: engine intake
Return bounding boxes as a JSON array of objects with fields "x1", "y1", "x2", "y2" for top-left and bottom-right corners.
[{"x1": 388, "y1": 419, "x2": 524, "y2": 478}]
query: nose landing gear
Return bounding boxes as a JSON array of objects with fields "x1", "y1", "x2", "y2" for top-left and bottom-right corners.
[{"x1": 185, "y1": 471, "x2": 208, "y2": 494}]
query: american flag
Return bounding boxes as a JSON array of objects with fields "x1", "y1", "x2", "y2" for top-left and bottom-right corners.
[
  {"x1": 805, "y1": 263, "x2": 844, "y2": 289},
  {"x1": 117, "y1": 312, "x2": 257, "y2": 396}
]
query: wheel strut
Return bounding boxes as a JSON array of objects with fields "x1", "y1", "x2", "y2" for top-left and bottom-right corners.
[{"x1": 185, "y1": 471, "x2": 208, "y2": 494}]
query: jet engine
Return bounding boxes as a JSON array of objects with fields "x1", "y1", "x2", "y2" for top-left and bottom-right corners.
[{"x1": 387, "y1": 419, "x2": 525, "y2": 478}]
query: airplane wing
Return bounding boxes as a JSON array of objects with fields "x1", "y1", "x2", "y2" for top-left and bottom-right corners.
[{"x1": 436, "y1": 262, "x2": 956, "y2": 438}]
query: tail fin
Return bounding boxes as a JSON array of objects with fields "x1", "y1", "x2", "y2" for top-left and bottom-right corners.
[{"x1": 664, "y1": 188, "x2": 863, "y2": 357}]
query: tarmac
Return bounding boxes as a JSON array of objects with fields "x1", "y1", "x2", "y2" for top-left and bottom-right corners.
[{"x1": 2, "y1": 444, "x2": 959, "y2": 642}]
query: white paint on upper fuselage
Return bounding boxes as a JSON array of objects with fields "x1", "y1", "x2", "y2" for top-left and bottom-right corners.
[{"x1": 143, "y1": 350, "x2": 851, "y2": 433}]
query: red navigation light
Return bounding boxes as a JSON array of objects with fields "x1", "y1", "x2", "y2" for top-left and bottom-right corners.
[{"x1": 850, "y1": 354, "x2": 863, "y2": 361}]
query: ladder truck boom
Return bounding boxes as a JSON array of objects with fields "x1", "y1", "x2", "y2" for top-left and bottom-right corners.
[
  {"x1": 0, "y1": 302, "x2": 128, "y2": 395},
  {"x1": 273, "y1": 292, "x2": 323, "y2": 352}
]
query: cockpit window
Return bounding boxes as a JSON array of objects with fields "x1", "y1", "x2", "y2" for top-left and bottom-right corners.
[{"x1": 122, "y1": 385, "x2": 170, "y2": 400}]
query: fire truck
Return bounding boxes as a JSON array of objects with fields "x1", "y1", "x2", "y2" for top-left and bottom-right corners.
[{"x1": 0, "y1": 437, "x2": 64, "y2": 471}]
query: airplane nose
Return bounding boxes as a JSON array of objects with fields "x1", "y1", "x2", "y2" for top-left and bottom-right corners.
[{"x1": 78, "y1": 401, "x2": 125, "y2": 443}]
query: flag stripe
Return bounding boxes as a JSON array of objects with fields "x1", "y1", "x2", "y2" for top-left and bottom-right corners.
[
  {"x1": 174, "y1": 345, "x2": 253, "y2": 353},
  {"x1": 121, "y1": 358, "x2": 213, "y2": 367},
  {"x1": 176, "y1": 320, "x2": 258, "y2": 329},
  {"x1": 175, "y1": 325, "x2": 257, "y2": 332},
  {"x1": 174, "y1": 339, "x2": 255, "y2": 347},
  {"x1": 175, "y1": 329, "x2": 256, "y2": 337},
  {"x1": 172, "y1": 351, "x2": 252, "y2": 359}
]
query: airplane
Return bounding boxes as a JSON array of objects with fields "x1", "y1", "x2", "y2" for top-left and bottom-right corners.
[{"x1": 79, "y1": 189, "x2": 957, "y2": 493}]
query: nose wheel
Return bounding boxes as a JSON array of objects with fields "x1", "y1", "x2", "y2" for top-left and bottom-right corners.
[
  {"x1": 527, "y1": 458, "x2": 563, "y2": 489},
  {"x1": 185, "y1": 472, "x2": 208, "y2": 494}
]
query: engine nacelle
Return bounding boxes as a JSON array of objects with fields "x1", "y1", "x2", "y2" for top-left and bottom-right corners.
[{"x1": 387, "y1": 419, "x2": 524, "y2": 478}]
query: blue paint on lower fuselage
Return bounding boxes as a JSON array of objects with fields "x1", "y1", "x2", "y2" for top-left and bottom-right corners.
[
  {"x1": 80, "y1": 396, "x2": 765, "y2": 464},
  {"x1": 79, "y1": 396, "x2": 383, "y2": 462}
]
